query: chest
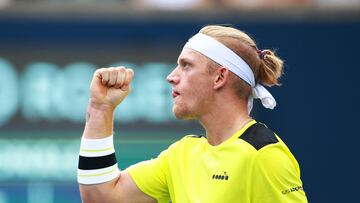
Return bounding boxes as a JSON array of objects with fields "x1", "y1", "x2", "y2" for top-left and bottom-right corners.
[{"x1": 167, "y1": 144, "x2": 253, "y2": 203}]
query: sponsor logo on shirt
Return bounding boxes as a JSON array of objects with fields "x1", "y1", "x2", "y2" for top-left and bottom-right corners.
[{"x1": 212, "y1": 171, "x2": 229, "y2": 181}]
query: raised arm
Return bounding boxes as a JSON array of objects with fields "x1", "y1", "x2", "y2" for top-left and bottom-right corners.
[{"x1": 78, "y1": 67, "x2": 156, "y2": 203}]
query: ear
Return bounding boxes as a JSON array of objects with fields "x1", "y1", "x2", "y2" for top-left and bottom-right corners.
[{"x1": 214, "y1": 66, "x2": 230, "y2": 90}]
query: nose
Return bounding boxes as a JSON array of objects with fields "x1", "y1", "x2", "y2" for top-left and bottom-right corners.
[{"x1": 166, "y1": 66, "x2": 180, "y2": 85}]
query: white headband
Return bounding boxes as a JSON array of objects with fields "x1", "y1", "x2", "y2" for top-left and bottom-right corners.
[{"x1": 184, "y1": 33, "x2": 276, "y2": 112}]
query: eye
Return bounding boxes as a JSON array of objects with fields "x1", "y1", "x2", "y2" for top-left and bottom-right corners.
[{"x1": 182, "y1": 61, "x2": 191, "y2": 70}]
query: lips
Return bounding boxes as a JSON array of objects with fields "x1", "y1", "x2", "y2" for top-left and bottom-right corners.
[{"x1": 172, "y1": 90, "x2": 180, "y2": 98}]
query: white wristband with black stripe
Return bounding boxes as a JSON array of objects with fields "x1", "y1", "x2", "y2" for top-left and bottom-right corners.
[{"x1": 77, "y1": 135, "x2": 120, "y2": 184}]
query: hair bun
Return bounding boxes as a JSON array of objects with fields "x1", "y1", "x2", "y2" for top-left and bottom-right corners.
[{"x1": 257, "y1": 49, "x2": 283, "y2": 86}]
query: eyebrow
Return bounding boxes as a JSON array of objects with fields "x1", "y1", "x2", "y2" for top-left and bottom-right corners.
[{"x1": 177, "y1": 57, "x2": 193, "y2": 65}]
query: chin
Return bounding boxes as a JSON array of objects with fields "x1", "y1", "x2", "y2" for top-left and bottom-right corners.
[{"x1": 173, "y1": 106, "x2": 196, "y2": 121}]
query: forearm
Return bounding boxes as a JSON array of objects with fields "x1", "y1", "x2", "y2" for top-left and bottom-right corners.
[{"x1": 79, "y1": 101, "x2": 119, "y2": 202}]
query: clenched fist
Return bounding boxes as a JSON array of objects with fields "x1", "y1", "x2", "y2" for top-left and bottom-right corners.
[{"x1": 89, "y1": 66, "x2": 134, "y2": 109}]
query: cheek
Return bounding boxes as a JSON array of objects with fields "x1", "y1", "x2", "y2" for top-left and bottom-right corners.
[
  {"x1": 182, "y1": 71, "x2": 214, "y2": 100},
  {"x1": 189, "y1": 81, "x2": 213, "y2": 105}
]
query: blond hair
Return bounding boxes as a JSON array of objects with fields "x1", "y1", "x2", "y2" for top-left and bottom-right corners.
[{"x1": 199, "y1": 25, "x2": 284, "y2": 99}]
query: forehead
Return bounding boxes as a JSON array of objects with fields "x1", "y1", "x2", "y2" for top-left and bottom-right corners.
[{"x1": 177, "y1": 48, "x2": 209, "y2": 63}]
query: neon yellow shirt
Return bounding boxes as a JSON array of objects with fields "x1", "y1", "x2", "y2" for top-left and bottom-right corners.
[{"x1": 127, "y1": 120, "x2": 307, "y2": 203}]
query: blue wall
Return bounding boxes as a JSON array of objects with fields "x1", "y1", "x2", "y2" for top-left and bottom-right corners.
[{"x1": 1, "y1": 16, "x2": 359, "y2": 202}]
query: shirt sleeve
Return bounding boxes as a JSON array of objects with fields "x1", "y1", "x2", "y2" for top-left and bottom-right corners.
[
  {"x1": 249, "y1": 144, "x2": 308, "y2": 203},
  {"x1": 126, "y1": 142, "x2": 178, "y2": 203}
]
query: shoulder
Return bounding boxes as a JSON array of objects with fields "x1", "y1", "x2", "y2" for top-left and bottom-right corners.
[
  {"x1": 240, "y1": 123, "x2": 301, "y2": 176},
  {"x1": 239, "y1": 122, "x2": 279, "y2": 151},
  {"x1": 239, "y1": 122, "x2": 295, "y2": 166},
  {"x1": 162, "y1": 134, "x2": 205, "y2": 157}
]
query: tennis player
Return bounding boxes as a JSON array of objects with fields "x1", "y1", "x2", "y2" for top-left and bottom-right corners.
[{"x1": 78, "y1": 25, "x2": 308, "y2": 203}]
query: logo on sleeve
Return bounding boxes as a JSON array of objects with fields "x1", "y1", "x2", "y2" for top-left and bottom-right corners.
[{"x1": 282, "y1": 186, "x2": 304, "y2": 195}]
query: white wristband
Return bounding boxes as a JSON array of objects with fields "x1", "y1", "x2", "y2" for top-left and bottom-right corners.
[
  {"x1": 77, "y1": 135, "x2": 120, "y2": 185},
  {"x1": 80, "y1": 135, "x2": 115, "y2": 157}
]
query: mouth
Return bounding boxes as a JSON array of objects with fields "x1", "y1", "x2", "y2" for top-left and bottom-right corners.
[{"x1": 172, "y1": 90, "x2": 180, "y2": 98}]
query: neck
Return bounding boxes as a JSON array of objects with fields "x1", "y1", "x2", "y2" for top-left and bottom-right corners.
[{"x1": 199, "y1": 98, "x2": 252, "y2": 146}]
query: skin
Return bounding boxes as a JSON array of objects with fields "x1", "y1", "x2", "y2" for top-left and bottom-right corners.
[
  {"x1": 79, "y1": 48, "x2": 252, "y2": 202},
  {"x1": 167, "y1": 48, "x2": 252, "y2": 145},
  {"x1": 80, "y1": 66, "x2": 156, "y2": 203}
]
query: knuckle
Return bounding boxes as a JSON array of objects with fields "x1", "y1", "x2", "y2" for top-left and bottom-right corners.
[
  {"x1": 117, "y1": 69, "x2": 126, "y2": 78},
  {"x1": 118, "y1": 66, "x2": 126, "y2": 72},
  {"x1": 118, "y1": 67, "x2": 126, "y2": 72},
  {"x1": 95, "y1": 68, "x2": 104, "y2": 75},
  {"x1": 128, "y1": 68, "x2": 134, "y2": 74},
  {"x1": 101, "y1": 68, "x2": 109, "y2": 74},
  {"x1": 126, "y1": 70, "x2": 134, "y2": 79},
  {"x1": 110, "y1": 68, "x2": 118, "y2": 75}
]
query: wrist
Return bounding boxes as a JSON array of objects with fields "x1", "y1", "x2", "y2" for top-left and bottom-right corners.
[{"x1": 88, "y1": 99, "x2": 116, "y2": 113}]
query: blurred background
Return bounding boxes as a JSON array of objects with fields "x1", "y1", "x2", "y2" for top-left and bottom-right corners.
[{"x1": 0, "y1": 0, "x2": 359, "y2": 202}]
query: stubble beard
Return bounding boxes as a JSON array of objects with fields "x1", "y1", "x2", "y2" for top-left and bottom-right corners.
[{"x1": 172, "y1": 103, "x2": 197, "y2": 121}]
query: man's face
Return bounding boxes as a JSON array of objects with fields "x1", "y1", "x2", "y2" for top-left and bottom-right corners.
[{"x1": 167, "y1": 48, "x2": 215, "y2": 120}]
